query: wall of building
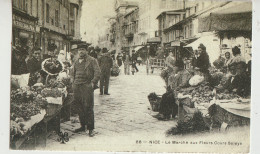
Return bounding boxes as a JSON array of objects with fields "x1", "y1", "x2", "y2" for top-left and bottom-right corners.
[
  {"x1": 43, "y1": 0, "x2": 69, "y2": 35},
  {"x1": 12, "y1": 0, "x2": 82, "y2": 55}
]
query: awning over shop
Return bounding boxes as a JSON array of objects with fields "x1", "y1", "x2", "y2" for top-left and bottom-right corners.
[
  {"x1": 134, "y1": 46, "x2": 144, "y2": 52},
  {"x1": 147, "y1": 37, "x2": 161, "y2": 43},
  {"x1": 198, "y1": 2, "x2": 252, "y2": 33},
  {"x1": 171, "y1": 41, "x2": 181, "y2": 47},
  {"x1": 184, "y1": 33, "x2": 220, "y2": 64}
]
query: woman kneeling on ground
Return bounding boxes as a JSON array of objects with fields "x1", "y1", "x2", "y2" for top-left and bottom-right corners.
[{"x1": 154, "y1": 60, "x2": 192, "y2": 120}]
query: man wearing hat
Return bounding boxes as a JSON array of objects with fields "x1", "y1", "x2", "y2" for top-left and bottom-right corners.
[
  {"x1": 98, "y1": 48, "x2": 113, "y2": 95},
  {"x1": 70, "y1": 44, "x2": 101, "y2": 137},
  {"x1": 43, "y1": 43, "x2": 57, "y2": 60},
  {"x1": 27, "y1": 47, "x2": 43, "y2": 86},
  {"x1": 131, "y1": 50, "x2": 139, "y2": 72}
]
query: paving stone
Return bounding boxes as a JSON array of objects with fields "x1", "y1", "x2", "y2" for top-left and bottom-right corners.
[{"x1": 44, "y1": 66, "x2": 175, "y2": 149}]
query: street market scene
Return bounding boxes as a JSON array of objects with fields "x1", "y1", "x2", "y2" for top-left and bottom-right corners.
[{"x1": 10, "y1": 0, "x2": 251, "y2": 153}]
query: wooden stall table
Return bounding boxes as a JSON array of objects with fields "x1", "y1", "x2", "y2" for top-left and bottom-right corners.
[
  {"x1": 10, "y1": 125, "x2": 37, "y2": 150},
  {"x1": 11, "y1": 94, "x2": 74, "y2": 149},
  {"x1": 177, "y1": 96, "x2": 196, "y2": 122},
  {"x1": 35, "y1": 103, "x2": 63, "y2": 148},
  {"x1": 61, "y1": 93, "x2": 74, "y2": 122}
]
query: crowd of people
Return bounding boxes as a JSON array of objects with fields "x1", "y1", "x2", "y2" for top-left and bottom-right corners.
[
  {"x1": 154, "y1": 43, "x2": 251, "y2": 120},
  {"x1": 11, "y1": 39, "x2": 148, "y2": 137},
  {"x1": 120, "y1": 50, "x2": 140, "y2": 75},
  {"x1": 11, "y1": 42, "x2": 120, "y2": 137},
  {"x1": 11, "y1": 40, "x2": 251, "y2": 135}
]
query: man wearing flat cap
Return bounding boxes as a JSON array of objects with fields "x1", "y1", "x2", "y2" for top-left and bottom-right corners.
[{"x1": 70, "y1": 44, "x2": 101, "y2": 137}]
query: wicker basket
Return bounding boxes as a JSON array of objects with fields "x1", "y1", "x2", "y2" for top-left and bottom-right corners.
[{"x1": 148, "y1": 97, "x2": 161, "y2": 112}]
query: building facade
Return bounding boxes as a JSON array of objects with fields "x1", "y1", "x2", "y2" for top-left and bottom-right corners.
[
  {"x1": 109, "y1": 17, "x2": 117, "y2": 51},
  {"x1": 109, "y1": 0, "x2": 184, "y2": 56},
  {"x1": 157, "y1": 1, "x2": 232, "y2": 62},
  {"x1": 12, "y1": 0, "x2": 39, "y2": 53},
  {"x1": 113, "y1": 0, "x2": 138, "y2": 54},
  {"x1": 156, "y1": 1, "x2": 252, "y2": 64},
  {"x1": 12, "y1": 0, "x2": 83, "y2": 57},
  {"x1": 123, "y1": 8, "x2": 139, "y2": 52},
  {"x1": 40, "y1": 0, "x2": 70, "y2": 54}
]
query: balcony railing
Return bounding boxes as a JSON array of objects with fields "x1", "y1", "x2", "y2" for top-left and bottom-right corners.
[
  {"x1": 70, "y1": 29, "x2": 75, "y2": 36},
  {"x1": 125, "y1": 32, "x2": 134, "y2": 38},
  {"x1": 110, "y1": 33, "x2": 116, "y2": 42}
]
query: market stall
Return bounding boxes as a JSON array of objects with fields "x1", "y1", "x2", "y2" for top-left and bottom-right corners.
[
  {"x1": 10, "y1": 57, "x2": 73, "y2": 149},
  {"x1": 148, "y1": 64, "x2": 250, "y2": 135}
]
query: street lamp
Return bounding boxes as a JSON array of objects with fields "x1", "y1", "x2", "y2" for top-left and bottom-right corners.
[{"x1": 146, "y1": 45, "x2": 150, "y2": 75}]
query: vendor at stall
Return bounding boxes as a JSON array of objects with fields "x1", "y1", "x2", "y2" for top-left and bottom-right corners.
[
  {"x1": 224, "y1": 51, "x2": 232, "y2": 70},
  {"x1": 27, "y1": 47, "x2": 43, "y2": 86},
  {"x1": 193, "y1": 44, "x2": 210, "y2": 80},
  {"x1": 165, "y1": 50, "x2": 176, "y2": 75},
  {"x1": 43, "y1": 43, "x2": 57, "y2": 60},
  {"x1": 11, "y1": 46, "x2": 28, "y2": 75},
  {"x1": 165, "y1": 50, "x2": 176, "y2": 86},
  {"x1": 155, "y1": 60, "x2": 192, "y2": 121},
  {"x1": 168, "y1": 60, "x2": 192, "y2": 91},
  {"x1": 197, "y1": 44, "x2": 210, "y2": 72},
  {"x1": 230, "y1": 46, "x2": 246, "y2": 65},
  {"x1": 191, "y1": 50, "x2": 199, "y2": 69},
  {"x1": 218, "y1": 62, "x2": 250, "y2": 98}
]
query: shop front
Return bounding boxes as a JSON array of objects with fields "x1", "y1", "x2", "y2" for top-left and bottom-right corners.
[
  {"x1": 12, "y1": 9, "x2": 38, "y2": 53},
  {"x1": 198, "y1": 2, "x2": 252, "y2": 62},
  {"x1": 40, "y1": 28, "x2": 70, "y2": 55},
  {"x1": 163, "y1": 40, "x2": 183, "y2": 61}
]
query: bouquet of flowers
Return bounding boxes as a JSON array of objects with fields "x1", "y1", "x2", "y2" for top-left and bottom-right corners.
[{"x1": 42, "y1": 58, "x2": 64, "y2": 75}]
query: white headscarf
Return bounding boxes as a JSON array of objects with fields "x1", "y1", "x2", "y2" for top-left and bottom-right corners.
[{"x1": 58, "y1": 50, "x2": 66, "y2": 62}]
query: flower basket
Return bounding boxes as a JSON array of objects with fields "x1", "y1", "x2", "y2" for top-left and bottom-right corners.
[
  {"x1": 42, "y1": 58, "x2": 64, "y2": 76},
  {"x1": 148, "y1": 93, "x2": 161, "y2": 112}
]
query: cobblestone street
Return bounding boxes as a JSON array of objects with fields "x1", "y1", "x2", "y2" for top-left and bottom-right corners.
[
  {"x1": 37, "y1": 65, "x2": 250, "y2": 153},
  {"x1": 41, "y1": 66, "x2": 178, "y2": 151}
]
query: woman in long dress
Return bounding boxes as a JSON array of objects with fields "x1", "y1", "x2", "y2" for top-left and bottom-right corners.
[{"x1": 165, "y1": 50, "x2": 176, "y2": 86}]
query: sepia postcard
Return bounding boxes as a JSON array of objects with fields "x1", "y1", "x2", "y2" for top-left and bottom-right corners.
[{"x1": 6, "y1": 0, "x2": 257, "y2": 153}]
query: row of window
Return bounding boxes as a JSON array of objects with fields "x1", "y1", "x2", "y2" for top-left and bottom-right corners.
[
  {"x1": 160, "y1": 0, "x2": 184, "y2": 10},
  {"x1": 46, "y1": 2, "x2": 76, "y2": 32},
  {"x1": 56, "y1": 0, "x2": 69, "y2": 7},
  {"x1": 165, "y1": 22, "x2": 193, "y2": 42},
  {"x1": 13, "y1": 0, "x2": 29, "y2": 13},
  {"x1": 124, "y1": 22, "x2": 138, "y2": 35}
]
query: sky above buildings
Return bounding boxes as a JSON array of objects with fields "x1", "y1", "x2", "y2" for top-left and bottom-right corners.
[
  {"x1": 80, "y1": 0, "x2": 138, "y2": 46},
  {"x1": 80, "y1": 0, "x2": 115, "y2": 46}
]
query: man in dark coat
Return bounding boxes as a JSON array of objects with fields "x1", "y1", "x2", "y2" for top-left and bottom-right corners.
[
  {"x1": 131, "y1": 50, "x2": 139, "y2": 72},
  {"x1": 88, "y1": 46, "x2": 97, "y2": 59},
  {"x1": 27, "y1": 47, "x2": 42, "y2": 86},
  {"x1": 98, "y1": 48, "x2": 113, "y2": 95},
  {"x1": 71, "y1": 44, "x2": 101, "y2": 137},
  {"x1": 11, "y1": 46, "x2": 28, "y2": 75},
  {"x1": 196, "y1": 44, "x2": 210, "y2": 73},
  {"x1": 116, "y1": 53, "x2": 123, "y2": 67}
]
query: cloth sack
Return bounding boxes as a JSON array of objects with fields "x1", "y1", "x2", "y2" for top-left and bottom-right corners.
[
  {"x1": 11, "y1": 73, "x2": 30, "y2": 88},
  {"x1": 189, "y1": 75, "x2": 204, "y2": 86}
]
